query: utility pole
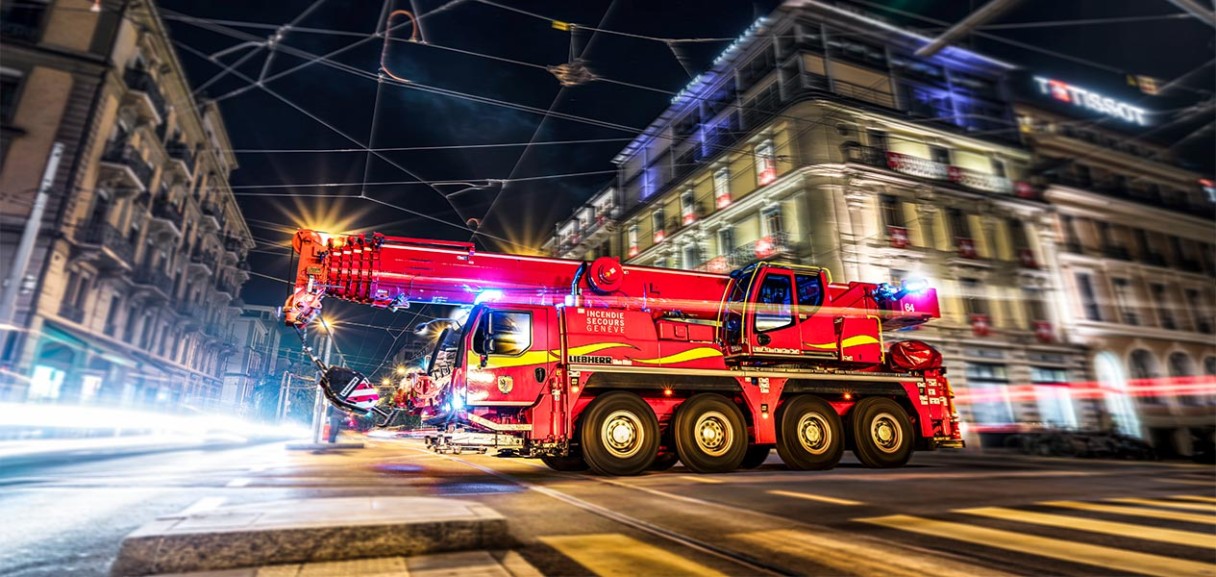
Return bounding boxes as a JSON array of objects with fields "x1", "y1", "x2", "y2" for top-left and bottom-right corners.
[
  {"x1": 0, "y1": 142, "x2": 64, "y2": 325},
  {"x1": 310, "y1": 330, "x2": 332, "y2": 443}
]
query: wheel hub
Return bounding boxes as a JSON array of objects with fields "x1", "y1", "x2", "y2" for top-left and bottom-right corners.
[
  {"x1": 797, "y1": 413, "x2": 831, "y2": 455},
  {"x1": 871, "y1": 412, "x2": 902, "y2": 454},
  {"x1": 694, "y1": 411, "x2": 732, "y2": 457},
  {"x1": 602, "y1": 410, "x2": 643, "y2": 457}
]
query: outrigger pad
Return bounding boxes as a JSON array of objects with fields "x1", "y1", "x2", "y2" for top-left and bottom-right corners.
[{"x1": 320, "y1": 366, "x2": 380, "y2": 414}]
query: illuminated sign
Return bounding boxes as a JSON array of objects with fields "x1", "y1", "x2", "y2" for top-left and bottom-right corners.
[{"x1": 1033, "y1": 77, "x2": 1149, "y2": 126}]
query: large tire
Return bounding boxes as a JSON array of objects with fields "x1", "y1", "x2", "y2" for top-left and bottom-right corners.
[
  {"x1": 673, "y1": 394, "x2": 748, "y2": 474},
  {"x1": 739, "y1": 445, "x2": 771, "y2": 469},
  {"x1": 580, "y1": 392, "x2": 659, "y2": 475},
  {"x1": 650, "y1": 452, "x2": 680, "y2": 471},
  {"x1": 540, "y1": 452, "x2": 589, "y2": 472},
  {"x1": 776, "y1": 395, "x2": 844, "y2": 470},
  {"x1": 851, "y1": 397, "x2": 914, "y2": 468}
]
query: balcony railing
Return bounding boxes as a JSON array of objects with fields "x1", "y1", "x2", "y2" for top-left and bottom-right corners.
[
  {"x1": 151, "y1": 198, "x2": 184, "y2": 229},
  {"x1": 697, "y1": 232, "x2": 797, "y2": 272},
  {"x1": 841, "y1": 143, "x2": 1030, "y2": 197},
  {"x1": 166, "y1": 141, "x2": 196, "y2": 175},
  {"x1": 100, "y1": 141, "x2": 154, "y2": 191},
  {"x1": 78, "y1": 222, "x2": 135, "y2": 266},
  {"x1": 133, "y1": 265, "x2": 174, "y2": 296},
  {"x1": 216, "y1": 276, "x2": 240, "y2": 296},
  {"x1": 122, "y1": 67, "x2": 167, "y2": 122}
]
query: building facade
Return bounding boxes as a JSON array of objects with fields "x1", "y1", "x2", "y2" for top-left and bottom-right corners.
[
  {"x1": 222, "y1": 305, "x2": 283, "y2": 415},
  {"x1": 0, "y1": 0, "x2": 254, "y2": 410},
  {"x1": 1017, "y1": 103, "x2": 1215, "y2": 456},
  {"x1": 544, "y1": 0, "x2": 1143, "y2": 449}
]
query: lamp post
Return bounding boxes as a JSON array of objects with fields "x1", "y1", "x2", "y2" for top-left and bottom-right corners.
[{"x1": 310, "y1": 319, "x2": 334, "y2": 443}]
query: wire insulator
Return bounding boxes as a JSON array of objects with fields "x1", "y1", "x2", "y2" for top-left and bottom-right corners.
[{"x1": 380, "y1": 9, "x2": 420, "y2": 83}]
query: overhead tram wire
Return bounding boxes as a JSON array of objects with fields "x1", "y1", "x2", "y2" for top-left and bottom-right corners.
[
  {"x1": 172, "y1": 39, "x2": 476, "y2": 235},
  {"x1": 164, "y1": 5, "x2": 1206, "y2": 252},
  {"x1": 847, "y1": 0, "x2": 1212, "y2": 96},
  {"x1": 167, "y1": 13, "x2": 912, "y2": 189},
  {"x1": 472, "y1": 0, "x2": 619, "y2": 245},
  {"x1": 167, "y1": 8, "x2": 1029, "y2": 164},
  {"x1": 223, "y1": 137, "x2": 636, "y2": 154}
]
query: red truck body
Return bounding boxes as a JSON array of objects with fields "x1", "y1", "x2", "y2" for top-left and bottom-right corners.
[{"x1": 288, "y1": 230, "x2": 962, "y2": 475}]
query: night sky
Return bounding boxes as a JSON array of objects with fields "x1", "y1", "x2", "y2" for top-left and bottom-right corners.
[{"x1": 158, "y1": 0, "x2": 1215, "y2": 377}]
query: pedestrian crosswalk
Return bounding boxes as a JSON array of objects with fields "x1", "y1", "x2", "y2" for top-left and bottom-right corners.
[
  {"x1": 860, "y1": 494, "x2": 1216, "y2": 577},
  {"x1": 535, "y1": 493, "x2": 1215, "y2": 577}
]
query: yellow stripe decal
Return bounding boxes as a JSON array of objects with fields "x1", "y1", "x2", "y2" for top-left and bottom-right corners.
[
  {"x1": 567, "y1": 343, "x2": 633, "y2": 357},
  {"x1": 803, "y1": 341, "x2": 837, "y2": 350},
  {"x1": 469, "y1": 343, "x2": 634, "y2": 369},
  {"x1": 633, "y1": 347, "x2": 723, "y2": 365},
  {"x1": 840, "y1": 335, "x2": 880, "y2": 348}
]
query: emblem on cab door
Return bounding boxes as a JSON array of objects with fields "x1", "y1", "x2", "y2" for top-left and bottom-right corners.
[{"x1": 497, "y1": 376, "x2": 514, "y2": 394}]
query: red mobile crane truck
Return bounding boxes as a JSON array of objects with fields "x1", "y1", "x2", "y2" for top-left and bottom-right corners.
[{"x1": 286, "y1": 229, "x2": 963, "y2": 475}]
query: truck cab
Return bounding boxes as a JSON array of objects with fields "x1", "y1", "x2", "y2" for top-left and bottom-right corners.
[
  {"x1": 721, "y1": 263, "x2": 882, "y2": 365},
  {"x1": 423, "y1": 304, "x2": 558, "y2": 426}
]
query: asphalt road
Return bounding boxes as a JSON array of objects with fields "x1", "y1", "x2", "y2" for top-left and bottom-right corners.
[{"x1": 0, "y1": 437, "x2": 1212, "y2": 576}]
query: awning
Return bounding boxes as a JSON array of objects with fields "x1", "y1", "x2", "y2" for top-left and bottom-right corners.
[{"x1": 41, "y1": 322, "x2": 139, "y2": 369}]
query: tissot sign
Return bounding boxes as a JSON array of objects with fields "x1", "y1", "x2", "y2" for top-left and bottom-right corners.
[{"x1": 1033, "y1": 77, "x2": 1149, "y2": 126}]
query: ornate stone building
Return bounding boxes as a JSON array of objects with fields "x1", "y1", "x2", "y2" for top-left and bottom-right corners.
[{"x1": 0, "y1": 0, "x2": 254, "y2": 409}]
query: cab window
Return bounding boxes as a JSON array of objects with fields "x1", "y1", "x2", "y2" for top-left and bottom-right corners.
[
  {"x1": 754, "y1": 274, "x2": 793, "y2": 332},
  {"x1": 795, "y1": 274, "x2": 823, "y2": 308},
  {"x1": 472, "y1": 310, "x2": 532, "y2": 355}
]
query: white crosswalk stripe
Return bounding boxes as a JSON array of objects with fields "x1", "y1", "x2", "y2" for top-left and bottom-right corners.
[{"x1": 859, "y1": 495, "x2": 1216, "y2": 577}]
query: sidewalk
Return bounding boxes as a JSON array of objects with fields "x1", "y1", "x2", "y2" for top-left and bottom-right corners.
[
  {"x1": 111, "y1": 497, "x2": 512, "y2": 576},
  {"x1": 148, "y1": 551, "x2": 542, "y2": 577}
]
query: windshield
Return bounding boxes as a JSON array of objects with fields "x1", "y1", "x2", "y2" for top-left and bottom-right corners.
[{"x1": 427, "y1": 315, "x2": 471, "y2": 378}]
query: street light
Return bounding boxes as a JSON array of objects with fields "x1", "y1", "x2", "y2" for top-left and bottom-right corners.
[{"x1": 395, "y1": 365, "x2": 406, "y2": 375}]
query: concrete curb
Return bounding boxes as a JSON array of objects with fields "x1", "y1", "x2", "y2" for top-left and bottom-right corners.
[
  {"x1": 110, "y1": 497, "x2": 510, "y2": 577},
  {"x1": 146, "y1": 551, "x2": 543, "y2": 577}
]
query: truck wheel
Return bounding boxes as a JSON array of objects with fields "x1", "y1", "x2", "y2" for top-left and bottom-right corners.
[
  {"x1": 776, "y1": 395, "x2": 843, "y2": 470},
  {"x1": 580, "y1": 392, "x2": 659, "y2": 475},
  {"x1": 740, "y1": 445, "x2": 771, "y2": 469},
  {"x1": 851, "y1": 397, "x2": 913, "y2": 468},
  {"x1": 673, "y1": 394, "x2": 747, "y2": 474},
  {"x1": 540, "y1": 453, "x2": 590, "y2": 472}
]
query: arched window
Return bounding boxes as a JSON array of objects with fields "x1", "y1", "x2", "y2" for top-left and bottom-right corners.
[
  {"x1": 1168, "y1": 352, "x2": 1198, "y2": 406},
  {"x1": 1129, "y1": 349, "x2": 1160, "y2": 404},
  {"x1": 1096, "y1": 351, "x2": 1140, "y2": 437}
]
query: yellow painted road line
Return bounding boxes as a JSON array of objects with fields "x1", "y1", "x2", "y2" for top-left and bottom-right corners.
[
  {"x1": 768, "y1": 489, "x2": 862, "y2": 506},
  {"x1": 678, "y1": 475, "x2": 722, "y2": 484},
  {"x1": 1109, "y1": 497, "x2": 1216, "y2": 512},
  {"x1": 731, "y1": 529, "x2": 1003, "y2": 577},
  {"x1": 861, "y1": 514, "x2": 1216, "y2": 577},
  {"x1": 1041, "y1": 500, "x2": 1216, "y2": 525},
  {"x1": 1176, "y1": 495, "x2": 1216, "y2": 504},
  {"x1": 539, "y1": 533, "x2": 726, "y2": 577},
  {"x1": 960, "y1": 506, "x2": 1216, "y2": 549}
]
